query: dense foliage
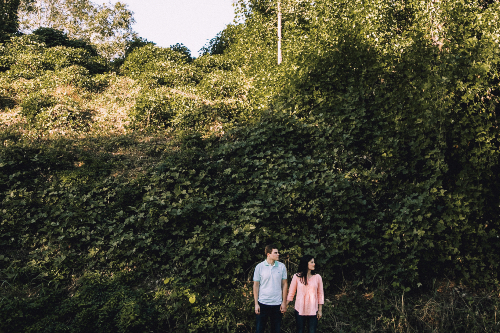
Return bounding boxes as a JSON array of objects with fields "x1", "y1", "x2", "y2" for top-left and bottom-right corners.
[
  {"x1": 120, "y1": 42, "x2": 249, "y2": 131},
  {"x1": 0, "y1": 34, "x2": 107, "y2": 77},
  {"x1": 18, "y1": 0, "x2": 135, "y2": 59},
  {"x1": 32, "y1": 27, "x2": 99, "y2": 56},
  {"x1": 272, "y1": 0, "x2": 500, "y2": 286},
  {"x1": 1, "y1": 0, "x2": 500, "y2": 331},
  {"x1": 0, "y1": 0, "x2": 20, "y2": 41}
]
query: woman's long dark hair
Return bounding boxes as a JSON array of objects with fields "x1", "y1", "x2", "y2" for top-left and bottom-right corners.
[{"x1": 296, "y1": 255, "x2": 316, "y2": 285}]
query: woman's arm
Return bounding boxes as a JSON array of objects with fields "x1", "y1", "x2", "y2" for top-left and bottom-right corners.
[
  {"x1": 317, "y1": 275, "x2": 325, "y2": 305},
  {"x1": 286, "y1": 274, "x2": 297, "y2": 302},
  {"x1": 317, "y1": 275, "x2": 324, "y2": 319}
]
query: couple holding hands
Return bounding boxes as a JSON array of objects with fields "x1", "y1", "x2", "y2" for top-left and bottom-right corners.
[{"x1": 253, "y1": 244, "x2": 324, "y2": 333}]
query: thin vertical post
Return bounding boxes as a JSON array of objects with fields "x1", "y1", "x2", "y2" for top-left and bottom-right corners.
[{"x1": 277, "y1": 0, "x2": 282, "y2": 65}]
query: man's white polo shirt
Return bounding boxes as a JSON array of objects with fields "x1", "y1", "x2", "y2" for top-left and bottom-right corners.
[{"x1": 253, "y1": 260, "x2": 287, "y2": 306}]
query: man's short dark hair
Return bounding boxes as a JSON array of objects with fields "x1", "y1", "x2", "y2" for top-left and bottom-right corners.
[{"x1": 265, "y1": 244, "x2": 276, "y2": 256}]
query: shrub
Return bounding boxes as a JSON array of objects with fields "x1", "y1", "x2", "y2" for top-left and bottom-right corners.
[
  {"x1": 1, "y1": 35, "x2": 107, "y2": 78},
  {"x1": 130, "y1": 88, "x2": 199, "y2": 128},
  {"x1": 172, "y1": 98, "x2": 251, "y2": 132},
  {"x1": 0, "y1": 76, "x2": 16, "y2": 109},
  {"x1": 89, "y1": 73, "x2": 111, "y2": 93},
  {"x1": 53, "y1": 65, "x2": 92, "y2": 87},
  {"x1": 197, "y1": 69, "x2": 248, "y2": 99},
  {"x1": 0, "y1": 93, "x2": 15, "y2": 109},
  {"x1": 31, "y1": 67, "x2": 110, "y2": 94},
  {"x1": 123, "y1": 36, "x2": 155, "y2": 58},
  {"x1": 131, "y1": 87, "x2": 248, "y2": 131},
  {"x1": 48, "y1": 66, "x2": 109, "y2": 92},
  {"x1": 32, "y1": 27, "x2": 69, "y2": 47},
  {"x1": 43, "y1": 46, "x2": 107, "y2": 74},
  {"x1": 110, "y1": 37, "x2": 155, "y2": 71},
  {"x1": 169, "y1": 42, "x2": 193, "y2": 62},
  {"x1": 199, "y1": 24, "x2": 243, "y2": 56},
  {"x1": 137, "y1": 61, "x2": 202, "y2": 87},
  {"x1": 20, "y1": 91, "x2": 57, "y2": 122},
  {"x1": 19, "y1": 91, "x2": 93, "y2": 130},
  {"x1": 3, "y1": 35, "x2": 46, "y2": 78},
  {"x1": 120, "y1": 44, "x2": 201, "y2": 88},
  {"x1": 120, "y1": 44, "x2": 191, "y2": 78},
  {"x1": 32, "y1": 27, "x2": 98, "y2": 56},
  {"x1": 193, "y1": 54, "x2": 236, "y2": 72},
  {"x1": 35, "y1": 101, "x2": 93, "y2": 131},
  {"x1": 0, "y1": 43, "x2": 11, "y2": 71}
]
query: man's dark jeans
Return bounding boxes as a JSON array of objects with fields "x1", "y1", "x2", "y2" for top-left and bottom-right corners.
[
  {"x1": 295, "y1": 309, "x2": 318, "y2": 333},
  {"x1": 255, "y1": 302, "x2": 282, "y2": 333}
]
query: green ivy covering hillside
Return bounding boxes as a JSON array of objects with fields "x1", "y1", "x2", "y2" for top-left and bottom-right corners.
[{"x1": 1, "y1": 0, "x2": 500, "y2": 331}]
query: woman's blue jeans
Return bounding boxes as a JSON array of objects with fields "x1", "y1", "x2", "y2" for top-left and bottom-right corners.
[
  {"x1": 255, "y1": 302, "x2": 282, "y2": 333},
  {"x1": 295, "y1": 309, "x2": 318, "y2": 333}
]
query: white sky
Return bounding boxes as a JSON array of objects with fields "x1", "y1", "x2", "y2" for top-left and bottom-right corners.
[{"x1": 110, "y1": 0, "x2": 237, "y2": 57}]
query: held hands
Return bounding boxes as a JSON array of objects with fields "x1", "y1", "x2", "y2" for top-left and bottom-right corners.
[
  {"x1": 280, "y1": 301, "x2": 288, "y2": 313},
  {"x1": 255, "y1": 302, "x2": 288, "y2": 314}
]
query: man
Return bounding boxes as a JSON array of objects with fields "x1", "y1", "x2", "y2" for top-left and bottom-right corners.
[{"x1": 253, "y1": 244, "x2": 288, "y2": 333}]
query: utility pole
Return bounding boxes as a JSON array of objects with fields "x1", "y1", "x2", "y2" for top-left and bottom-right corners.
[{"x1": 277, "y1": 0, "x2": 282, "y2": 64}]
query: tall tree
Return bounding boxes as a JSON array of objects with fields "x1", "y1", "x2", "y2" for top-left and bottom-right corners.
[
  {"x1": 18, "y1": 0, "x2": 135, "y2": 59},
  {"x1": 0, "y1": 0, "x2": 21, "y2": 40}
]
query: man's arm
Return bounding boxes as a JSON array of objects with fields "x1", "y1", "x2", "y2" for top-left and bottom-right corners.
[
  {"x1": 280, "y1": 279, "x2": 288, "y2": 313},
  {"x1": 253, "y1": 281, "x2": 260, "y2": 314}
]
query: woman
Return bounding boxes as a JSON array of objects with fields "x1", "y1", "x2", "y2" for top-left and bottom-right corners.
[{"x1": 287, "y1": 255, "x2": 324, "y2": 333}]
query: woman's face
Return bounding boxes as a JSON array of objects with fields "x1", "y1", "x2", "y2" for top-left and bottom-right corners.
[{"x1": 308, "y1": 258, "x2": 315, "y2": 271}]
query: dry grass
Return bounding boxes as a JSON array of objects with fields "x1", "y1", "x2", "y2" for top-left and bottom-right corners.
[
  {"x1": 86, "y1": 75, "x2": 139, "y2": 135},
  {"x1": 0, "y1": 75, "x2": 181, "y2": 181},
  {"x1": 0, "y1": 108, "x2": 22, "y2": 128},
  {"x1": 1, "y1": 75, "x2": 138, "y2": 137}
]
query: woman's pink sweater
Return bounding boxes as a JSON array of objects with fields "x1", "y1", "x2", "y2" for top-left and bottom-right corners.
[{"x1": 287, "y1": 273, "x2": 324, "y2": 316}]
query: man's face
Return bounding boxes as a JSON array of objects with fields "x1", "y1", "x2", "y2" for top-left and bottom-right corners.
[{"x1": 268, "y1": 249, "x2": 279, "y2": 261}]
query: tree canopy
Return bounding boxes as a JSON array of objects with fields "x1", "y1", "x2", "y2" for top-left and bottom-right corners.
[
  {"x1": 18, "y1": 0, "x2": 135, "y2": 59},
  {"x1": 0, "y1": 0, "x2": 21, "y2": 40}
]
